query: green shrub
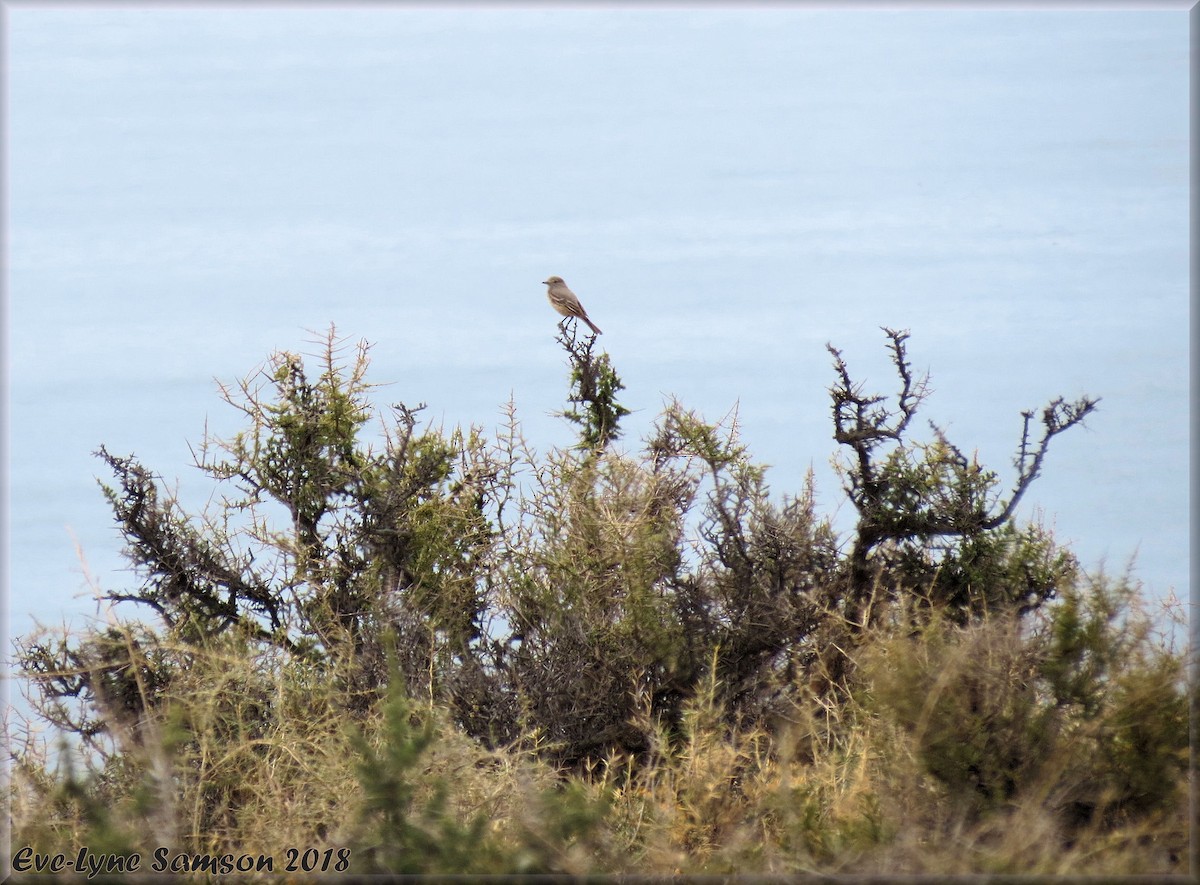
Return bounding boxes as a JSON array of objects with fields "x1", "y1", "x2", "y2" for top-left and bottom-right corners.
[
  {"x1": 11, "y1": 323, "x2": 1183, "y2": 875},
  {"x1": 860, "y1": 572, "x2": 1187, "y2": 832}
]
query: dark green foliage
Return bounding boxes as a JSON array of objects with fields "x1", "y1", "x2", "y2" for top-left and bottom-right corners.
[
  {"x1": 349, "y1": 671, "x2": 616, "y2": 875},
  {"x1": 15, "y1": 624, "x2": 172, "y2": 749},
  {"x1": 349, "y1": 683, "x2": 496, "y2": 874},
  {"x1": 862, "y1": 573, "x2": 1187, "y2": 828},
  {"x1": 555, "y1": 320, "x2": 631, "y2": 451},
  {"x1": 1033, "y1": 573, "x2": 1189, "y2": 825},
  {"x1": 76, "y1": 334, "x2": 499, "y2": 714},
  {"x1": 827, "y1": 328, "x2": 1097, "y2": 627},
  {"x1": 95, "y1": 448, "x2": 284, "y2": 645}
]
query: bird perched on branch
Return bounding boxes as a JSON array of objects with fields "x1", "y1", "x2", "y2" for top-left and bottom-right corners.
[{"x1": 543, "y1": 275, "x2": 602, "y2": 335}]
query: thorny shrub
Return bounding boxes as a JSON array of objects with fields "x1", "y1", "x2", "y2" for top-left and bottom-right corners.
[{"x1": 10, "y1": 323, "x2": 1185, "y2": 875}]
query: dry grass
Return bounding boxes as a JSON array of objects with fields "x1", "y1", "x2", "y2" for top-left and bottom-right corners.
[{"x1": 10, "y1": 591, "x2": 1187, "y2": 877}]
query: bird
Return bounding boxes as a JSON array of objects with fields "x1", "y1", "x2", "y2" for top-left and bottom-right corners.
[{"x1": 543, "y1": 276, "x2": 602, "y2": 335}]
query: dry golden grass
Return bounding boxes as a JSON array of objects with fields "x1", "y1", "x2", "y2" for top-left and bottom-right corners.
[{"x1": 10, "y1": 596, "x2": 1187, "y2": 877}]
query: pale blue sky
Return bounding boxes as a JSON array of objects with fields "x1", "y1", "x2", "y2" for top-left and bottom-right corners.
[{"x1": 6, "y1": 7, "x2": 1190, "y2": 641}]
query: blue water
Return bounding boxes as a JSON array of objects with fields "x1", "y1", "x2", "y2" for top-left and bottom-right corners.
[{"x1": 7, "y1": 9, "x2": 1189, "y2": 656}]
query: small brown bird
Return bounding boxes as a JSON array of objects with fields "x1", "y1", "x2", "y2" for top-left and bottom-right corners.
[{"x1": 543, "y1": 275, "x2": 602, "y2": 335}]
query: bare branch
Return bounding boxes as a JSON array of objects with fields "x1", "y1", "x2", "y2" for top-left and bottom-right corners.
[
  {"x1": 827, "y1": 329, "x2": 929, "y2": 451},
  {"x1": 882, "y1": 327, "x2": 929, "y2": 437},
  {"x1": 983, "y1": 395, "x2": 1100, "y2": 529}
]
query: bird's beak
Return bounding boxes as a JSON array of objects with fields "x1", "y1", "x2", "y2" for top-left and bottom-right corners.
[{"x1": 541, "y1": 279, "x2": 549, "y2": 285}]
